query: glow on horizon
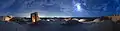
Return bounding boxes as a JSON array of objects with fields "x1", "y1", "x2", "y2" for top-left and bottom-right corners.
[
  {"x1": 39, "y1": 16, "x2": 72, "y2": 17},
  {"x1": 19, "y1": 14, "x2": 72, "y2": 17}
]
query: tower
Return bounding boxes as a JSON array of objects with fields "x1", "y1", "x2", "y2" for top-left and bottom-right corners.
[{"x1": 31, "y1": 12, "x2": 40, "y2": 23}]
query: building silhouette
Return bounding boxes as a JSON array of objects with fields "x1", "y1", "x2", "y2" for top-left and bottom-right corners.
[{"x1": 31, "y1": 12, "x2": 40, "y2": 23}]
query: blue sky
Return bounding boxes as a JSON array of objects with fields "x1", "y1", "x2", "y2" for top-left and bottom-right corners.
[{"x1": 0, "y1": 0, "x2": 119, "y2": 17}]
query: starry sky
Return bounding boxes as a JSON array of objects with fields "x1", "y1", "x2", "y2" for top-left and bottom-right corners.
[{"x1": 0, "y1": 0, "x2": 119, "y2": 17}]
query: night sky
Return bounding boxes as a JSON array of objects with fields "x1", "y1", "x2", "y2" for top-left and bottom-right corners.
[{"x1": 0, "y1": 0, "x2": 119, "y2": 17}]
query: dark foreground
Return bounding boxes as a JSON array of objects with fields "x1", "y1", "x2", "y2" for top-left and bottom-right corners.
[{"x1": 0, "y1": 20, "x2": 120, "y2": 31}]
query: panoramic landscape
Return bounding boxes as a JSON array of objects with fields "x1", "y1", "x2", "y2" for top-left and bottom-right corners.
[{"x1": 0, "y1": 0, "x2": 120, "y2": 31}]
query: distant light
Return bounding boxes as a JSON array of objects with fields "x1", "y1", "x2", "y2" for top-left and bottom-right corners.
[
  {"x1": 74, "y1": 3, "x2": 83, "y2": 11},
  {"x1": 47, "y1": 19, "x2": 50, "y2": 21},
  {"x1": 93, "y1": 19, "x2": 101, "y2": 22},
  {"x1": 76, "y1": 3, "x2": 81, "y2": 10},
  {"x1": 78, "y1": 19, "x2": 86, "y2": 22}
]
